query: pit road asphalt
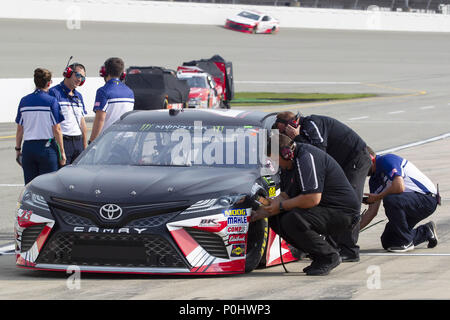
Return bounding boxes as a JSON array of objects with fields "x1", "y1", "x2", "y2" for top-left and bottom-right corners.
[{"x1": 0, "y1": 19, "x2": 449, "y2": 300}]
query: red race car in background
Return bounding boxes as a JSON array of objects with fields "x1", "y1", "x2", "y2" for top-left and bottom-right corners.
[
  {"x1": 177, "y1": 66, "x2": 221, "y2": 108},
  {"x1": 182, "y1": 55, "x2": 234, "y2": 109},
  {"x1": 225, "y1": 10, "x2": 279, "y2": 34}
]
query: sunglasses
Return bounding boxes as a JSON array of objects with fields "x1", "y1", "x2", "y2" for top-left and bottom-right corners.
[{"x1": 74, "y1": 72, "x2": 86, "y2": 82}]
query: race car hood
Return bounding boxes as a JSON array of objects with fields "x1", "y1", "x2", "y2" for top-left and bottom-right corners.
[
  {"x1": 30, "y1": 165, "x2": 260, "y2": 205},
  {"x1": 227, "y1": 16, "x2": 258, "y2": 26}
]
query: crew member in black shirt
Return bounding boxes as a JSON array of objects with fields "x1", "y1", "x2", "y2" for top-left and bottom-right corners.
[
  {"x1": 251, "y1": 134, "x2": 360, "y2": 276},
  {"x1": 274, "y1": 111, "x2": 372, "y2": 262}
]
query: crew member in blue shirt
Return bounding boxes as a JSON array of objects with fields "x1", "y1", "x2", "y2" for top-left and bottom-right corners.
[
  {"x1": 15, "y1": 68, "x2": 66, "y2": 184},
  {"x1": 361, "y1": 147, "x2": 440, "y2": 252},
  {"x1": 88, "y1": 57, "x2": 134, "y2": 143},
  {"x1": 49, "y1": 62, "x2": 88, "y2": 164}
]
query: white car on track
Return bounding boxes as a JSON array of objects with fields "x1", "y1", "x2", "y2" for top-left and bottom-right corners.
[{"x1": 225, "y1": 10, "x2": 279, "y2": 34}]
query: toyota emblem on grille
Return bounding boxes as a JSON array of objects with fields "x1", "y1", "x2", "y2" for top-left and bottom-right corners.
[{"x1": 99, "y1": 204, "x2": 123, "y2": 220}]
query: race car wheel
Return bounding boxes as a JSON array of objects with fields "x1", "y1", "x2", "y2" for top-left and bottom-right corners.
[{"x1": 245, "y1": 217, "x2": 268, "y2": 273}]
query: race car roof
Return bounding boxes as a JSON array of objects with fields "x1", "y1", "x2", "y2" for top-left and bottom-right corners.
[{"x1": 120, "y1": 109, "x2": 276, "y2": 127}]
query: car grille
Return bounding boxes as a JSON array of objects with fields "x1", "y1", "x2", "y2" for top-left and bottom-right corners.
[
  {"x1": 226, "y1": 21, "x2": 251, "y2": 31},
  {"x1": 20, "y1": 224, "x2": 46, "y2": 252},
  {"x1": 185, "y1": 228, "x2": 228, "y2": 259},
  {"x1": 36, "y1": 233, "x2": 187, "y2": 268},
  {"x1": 57, "y1": 209, "x2": 179, "y2": 229}
]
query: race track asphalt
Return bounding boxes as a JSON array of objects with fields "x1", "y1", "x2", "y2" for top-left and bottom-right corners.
[{"x1": 0, "y1": 18, "x2": 449, "y2": 300}]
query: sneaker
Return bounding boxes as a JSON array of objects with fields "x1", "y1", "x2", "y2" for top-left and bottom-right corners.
[
  {"x1": 426, "y1": 221, "x2": 438, "y2": 248},
  {"x1": 387, "y1": 242, "x2": 414, "y2": 253},
  {"x1": 339, "y1": 254, "x2": 360, "y2": 263},
  {"x1": 305, "y1": 255, "x2": 341, "y2": 276},
  {"x1": 302, "y1": 259, "x2": 320, "y2": 273}
]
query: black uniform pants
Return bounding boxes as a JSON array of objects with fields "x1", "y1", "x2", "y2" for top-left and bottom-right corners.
[
  {"x1": 269, "y1": 206, "x2": 354, "y2": 264},
  {"x1": 63, "y1": 135, "x2": 84, "y2": 165},
  {"x1": 332, "y1": 148, "x2": 372, "y2": 258}
]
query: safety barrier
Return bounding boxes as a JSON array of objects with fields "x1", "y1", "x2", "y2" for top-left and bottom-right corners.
[
  {"x1": 2, "y1": 77, "x2": 103, "y2": 123},
  {"x1": 1, "y1": 0, "x2": 450, "y2": 32},
  {"x1": 2, "y1": 0, "x2": 450, "y2": 123}
]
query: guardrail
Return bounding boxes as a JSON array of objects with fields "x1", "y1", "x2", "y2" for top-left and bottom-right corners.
[
  {"x1": 1, "y1": 0, "x2": 450, "y2": 32},
  {"x1": 2, "y1": 0, "x2": 450, "y2": 123}
]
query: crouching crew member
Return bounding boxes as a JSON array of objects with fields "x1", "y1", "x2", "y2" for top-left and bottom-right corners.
[
  {"x1": 49, "y1": 62, "x2": 88, "y2": 164},
  {"x1": 251, "y1": 134, "x2": 360, "y2": 276},
  {"x1": 361, "y1": 147, "x2": 440, "y2": 252},
  {"x1": 274, "y1": 111, "x2": 372, "y2": 262},
  {"x1": 15, "y1": 68, "x2": 66, "y2": 185},
  {"x1": 89, "y1": 57, "x2": 134, "y2": 143}
]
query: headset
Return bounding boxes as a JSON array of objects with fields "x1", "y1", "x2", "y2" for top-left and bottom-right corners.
[
  {"x1": 275, "y1": 111, "x2": 301, "y2": 129},
  {"x1": 370, "y1": 153, "x2": 376, "y2": 165},
  {"x1": 280, "y1": 141, "x2": 296, "y2": 161},
  {"x1": 99, "y1": 64, "x2": 126, "y2": 81},
  {"x1": 63, "y1": 56, "x2": 86, "y2": 86}
]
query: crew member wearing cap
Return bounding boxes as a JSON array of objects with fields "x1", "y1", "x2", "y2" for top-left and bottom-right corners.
[
  {"x1": 15, "y1": 68, "x2": 66, "y2": 184},
  {"x1": 49, "y1": 62, "x2": 88, "y2": 164},
  {"x1": 361, "y1": 147, "x2": 440, "y2": 252},
  {"x1": 274, "y1": 111, "x2": 372, "y2": 262},
  {"x1": 89, "y1": 57, "x2": 134, "y2": 143},
  {"x1": 251, "y1": 134, "x2": 360, "y2": 276}
]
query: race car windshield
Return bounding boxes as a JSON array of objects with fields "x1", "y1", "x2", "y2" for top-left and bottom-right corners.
[
  {"x1": 237, "y1": 11, "x2": 260, "y2": 21},
  {"x1": 182, "y1": 76, "x2": 208, "y2": 88},
  {"x1": 76, "y1": 124, "x2": 267, "y2": 168}
]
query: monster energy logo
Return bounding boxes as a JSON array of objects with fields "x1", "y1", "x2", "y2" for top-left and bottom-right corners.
[{"x1": 140, "y1": 124, "x2": 153, "y2": 131}]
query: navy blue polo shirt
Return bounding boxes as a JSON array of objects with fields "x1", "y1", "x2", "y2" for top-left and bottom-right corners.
[
  {"x1": 49, "y1": 82, "x2": 87, "y2": 136},
  {"x1": 93, "y1": 78, "x2": 134, "y2": 132},
  {"x1": 15, "y1": 89, "x2": 64, "y2": 140},
  {"x1": 369, "y1": 154, "x2": 437, "y2": 195}
]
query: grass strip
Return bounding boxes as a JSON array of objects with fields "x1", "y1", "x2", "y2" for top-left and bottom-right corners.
[{"x1": 232, "y1": 92, "x2": 376, "y2": 106}]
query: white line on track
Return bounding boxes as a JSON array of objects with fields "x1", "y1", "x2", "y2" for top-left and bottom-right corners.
[
  {"x1": 420, "y1": 105, "x2": 435, "y2": 110},
  {"x1": 348, "y1": 116, "x2": 369, "y2": 121},
  {"x1": 388, "y1": 110, "x2": 405, "y2": 114},
  {"x1": 361, "y1": 253, "x2": 450, "y2": 257},
  {"x1": 0, "y1": 184, "x2": 23, "y2": 187},
  {"x1": 235, "y1": 81, "x2": 361, "y2": 85},
  {"x1": 378, "y1": 132, "x2": 450, "y2": 154},
  {"x1": 0, "y1": 243, "x2": 15, "y2": 256}
]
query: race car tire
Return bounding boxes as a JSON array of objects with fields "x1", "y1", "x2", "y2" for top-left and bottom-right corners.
[{"x1": 245, "y1": 217, "x2": 269, "y2": 273}]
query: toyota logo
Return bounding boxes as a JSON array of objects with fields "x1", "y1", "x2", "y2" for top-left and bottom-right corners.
[{"x1": 99, "y1": 204, "x2": 123, "y2": 220}]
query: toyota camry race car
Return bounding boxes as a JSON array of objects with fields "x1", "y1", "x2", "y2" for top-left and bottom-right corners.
[
  {"x1": 177, "y1": 67, "x2": 221, "y2": 109},
  {"x1": 15, "y1": 109, "x2": 298, "y2": 275},
  {"x1": 225, "y1": 10, "x2": 279, "y2": 34}
]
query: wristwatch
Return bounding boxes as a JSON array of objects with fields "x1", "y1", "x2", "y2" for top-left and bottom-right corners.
[
  {"x1": 15, "y1": 146, "x2": 21, "y2": 151},
  {"x1": 279, "y1": 201, "x2": 286, "y2": 213}
]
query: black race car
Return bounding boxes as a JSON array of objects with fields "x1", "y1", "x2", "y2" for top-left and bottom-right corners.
[{"x1": 15, "y1": 109, "x2": 296, "y2": 275}]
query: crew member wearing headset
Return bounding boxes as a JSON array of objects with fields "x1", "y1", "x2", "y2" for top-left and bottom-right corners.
[
  {"x1": 88, "y1": 57, "x2": 134, "y2": 143},
  {"x1": 251, "y1": 134, "x2": 360, "y2": 276},
  {"x1": 274, "y1": 111, "x2": 372, "y2": 263},
  {"x1": 15, "y1": 68, "x2": 66, "y2": 185},
  {"x1": 49, "y1": 62, "x2": 87, "y2": 164}
]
